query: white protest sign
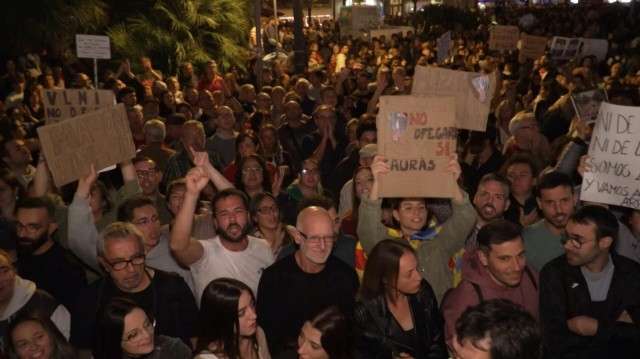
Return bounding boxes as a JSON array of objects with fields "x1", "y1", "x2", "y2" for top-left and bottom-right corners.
[
  {"x1": 43, "y1": 89, "x2": 116, "y2": 124},
  {"x1": 76, "y1": 34, "x2": 111, "y2": 59},
  {"x1": 580, "y1": 38, "x2": 609, "y2": 63},
  {"x1": 437, "y1": 31, "x2": 451, "y2": 64},
  {"x1": 581, "y1": 103, "x2": 640, "y2": 209}
]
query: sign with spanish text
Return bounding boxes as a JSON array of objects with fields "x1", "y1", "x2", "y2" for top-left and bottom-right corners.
[
  {"x1": 377, "y1": 95, "x2": 457, "y2": 198},
  {"x1": 489, "y1": 25, "x2": 519, "y2": 52},
  {"x1": 581, "y1": 103, "x2": 640, "y2": 209},
  {"x1": 43, "y1": 89, "x2": 116, "y2": 124},
  {"x1": 37, "y1": 104, "x2": 136, "y2": 187},
  {"x1": 76, "y1": 34, "x2": 111, "y2": 59},
  {"x1": 412, "y1": 66, "x2": 495, "y2": 131}
]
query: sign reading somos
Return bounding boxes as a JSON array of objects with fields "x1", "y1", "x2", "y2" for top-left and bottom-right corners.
[
  {"x1": 581, "y1": 103, "x2": 640, "y2": 209},
  {"x1": 43, "y1": 89, "x2": 115, "y2": 124}
]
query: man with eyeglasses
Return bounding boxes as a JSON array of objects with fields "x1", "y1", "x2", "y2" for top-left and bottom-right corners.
[
  {"x1": 14, "y1": 196, "x2": 86, "y2": 309},
  {"x1": 70, "y1": 222, "x2": 198, "y2": 358},
  {"x1": 205, "y1": 105, "x2": 238, "y2": 167},
  {"x1": 257, "y1": 206, "x2": 358, "y2": 358},
  {"x1": 539, "y1": 205, "x2": 640, "y2": 358},
  {"x1": 133, "y1": 156, "x2": 172, "y2": 225}
]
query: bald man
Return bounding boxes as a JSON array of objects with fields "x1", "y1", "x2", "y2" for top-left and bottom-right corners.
[{"x1": 257, "y1": 207, "x2": 359, "y2": 358}]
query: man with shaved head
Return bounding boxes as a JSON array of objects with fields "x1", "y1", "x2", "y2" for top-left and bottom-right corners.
[{"x1": 257, "y1": 206, "x2": 359, "y2": 358}]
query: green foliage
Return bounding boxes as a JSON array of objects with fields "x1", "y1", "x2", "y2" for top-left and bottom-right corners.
[
  {"x1": 414, "y1": 5, "x2": 478, "y2": 33},
  {"x1": 107, "y1": 0, "x2": 251, "y2": 75}
]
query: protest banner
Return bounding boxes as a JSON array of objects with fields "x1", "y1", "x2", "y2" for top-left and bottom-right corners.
[
  {"x1": 580, "y1": 103, "x2": 640, "y2": 209},
  {"x1": 570, "y1": 88, "x2": 608, "y2": 123},
  {"x1": 518, "y1": 34, "x2": 547, "y2": 63},
  {"x1": 37, "y1": 104, "x2": 136, "y2": 187},
  {"x1": 579, "y1": 38, "x2": 608, "y2": 63},
  {"x1": 412, "y1": 66, "x2": 496, "y2": 131},
  {"x1": 437, "y1": 31, "x2": 451, "y2": 64},
  {"x1": 43, "y1": 89, "x2": 115, "y2": 124},
  {"x1": 377, "y1": 95, "x2": 457, "y2": 198},
  {"x1": 489, "y1": 25, "x2": 519, "y2": 52}
]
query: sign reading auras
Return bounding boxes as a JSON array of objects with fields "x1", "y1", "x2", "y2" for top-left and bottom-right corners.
[
  {"x1": 76, "y1": 34, "x2": 111, "y2": 59},
  {"x1": 37, "y1": 104, "x2": 136, "y2": 188},
  {"x1": 43, "y1": 89, "x2": 115, "y2": 124},
  {"x1": 581, "y1": 103, "x2": 640, "y2": 209}
]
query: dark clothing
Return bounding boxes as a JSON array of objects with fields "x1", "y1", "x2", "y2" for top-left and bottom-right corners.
[
  {"x1": 540, "y1": 252, "x2": 640, "y2": 359},
  {"x1": 300, "y1": 95, "x2": 316, "y2": 116},
  {"x1": 277, "y1": 230, "x2": 357, "y2": 268},
  {"x1": 350, "y1": 88, "x2": 373, "y2": 119},
  {"x1": 331, "y1": 147, "x2": 359, "y2": 198},
  {"x1": 70, "y1": 268, "x2": 198, "y2": 353},
  {"x1": 122, "y1": 335, "x2": 191, "y2": 359},
  {"x1": 460, "y1": 149, "x2": 503, "y2": 199},
  {"x1": 277, "y1": 120, "x2": 316, "y2": 170},
  {"x1": 503, "y1": 193, "x2": 539, "y2": 225},
  {"x1": 353, "y1": 280, "x2": 447, "y2": 359},
  {"x1": 17, "y1": 242, "x2": 87, "y2": 309},
  {"x1": 301, "y1": 132, "x2": 346, "y2": 192},
  {"x1": 257, "y1": 254, "x2": 359, "y2": 359}
]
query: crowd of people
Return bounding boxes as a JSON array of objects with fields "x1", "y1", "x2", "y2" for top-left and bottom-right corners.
[{"x1": 0, "y1": 1, "x2": 640, "y2": 359}]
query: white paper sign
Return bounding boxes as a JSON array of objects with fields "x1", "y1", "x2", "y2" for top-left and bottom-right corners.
[
  {"x1": 76, "y1": 34, "x2": 111, "y2": 59},
  {"x1": 581, "y1": 103, "x2": 640, "y2": 209},
  {"x1": 437, "y1": 31, "x2": 451, "y2": 64}
]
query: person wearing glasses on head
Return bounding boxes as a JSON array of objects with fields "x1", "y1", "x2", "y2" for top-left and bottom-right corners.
[
  {"x1": 98, "y1": 298, "x2": 191, "y2": 359},
  {"x1": 282, "y1": 159, "x2": 334, "y2": 225},
  {"x1": 256, "y1": 206, "x2": 358, "y2": 359},
  {"x1": 249, "y1": 192, "x2": 292, "y2": 258},
  {"x1": 69, "y1": 222, "x2": 198, "y2": 358}
]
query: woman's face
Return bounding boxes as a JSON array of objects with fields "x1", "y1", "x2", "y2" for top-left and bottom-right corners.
[
  {"x1": 241, "y1": 158, "x2": 264, "y2": 190},
  {"x1": 88, "y1": 186, "x2": 106, "y2": 215},
  {"x1": 255, "y1": 196, "x2": 279, "y2": 231},
  {"x1": 300, "y1": 162, "x2": 320, "y2": 190},
  {"x1": 0, "y1": 180, "x2": 18, "y2": 208},
  {"x1": 11, "y1": 321, "x2": 54, "y2": 359},
  {"x1": 393, "y1": 251, "x2": 422, "y2": 295},
  {"x1": 238, "y1": 290, "x2": 258, "y2": 337},
  {"x1": 167, "y1": 186, "x2": 186, "y2": 215},
  {"x1": 162, "y1": 92, "x2": 175, "y2": 106},
  {"x1": 354, "y1": 168, "x2": 373, "y2": 199},
  {"x1": 297, "y1": 321, "x2": 329, "y2": 359},
  {"x1": 238, "y1": 137, "x2": 257, "y2": 159},
  {"x1": 260, "y1": 129, "x2": 277, "y2": 152},
  {"x1": 121, "y1": 308, "x2": 155, "y2": 356},
  {"x1": 392, "y1": 198, "x2": 428, "y2": 234}
]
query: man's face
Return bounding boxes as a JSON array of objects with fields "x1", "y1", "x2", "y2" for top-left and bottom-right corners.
[
  {"x1": 3, "y1": 140, "x2": 32, "y2": 166},
  {"x1": 127, "y1": 111, "x2": 144, "y2": 132},
  {"x1": 296, "y1": 212, "x2": 335, "y2": 265},
  {"x1": 167, "y1": 187, "x2": 186, "y2": 215},
  {"x1": 100, "y1": 236, "x2": 146, "y2": 292},
  {"x1": 0, "y1": 255, "x2": 15, "y2": 304},
  {"x1": 215, "y1": 108, "x2": 235, "y2": 131},
  {"x1": 451, "y1": 336, "x2": 491, "y2": 359},
  {"x1": 507, "y1": 163, "x2": 535, "y2": 198},
  {"x1": 478, "y1": 238, "x2": 526, "y2": 287},
  {"x1": 122, "y1": 93, "x2": 137, "y2": 107},
  {"x1": 185, "y1": 88, "x2": 198, "y2": 106},
  {"x1": 214, "y1": 195, "x2": 251, "y2": 243},
  {"x1": 314, "y1": 109, "x2": 335, "y2": 131},
  {"x1": 284, "y1": 102, "x2": 302, "y2": 120},
  {"x1": 130, "y1": 205, "x2": 161, "y2": 250},
  {"x1": 474, "y1": 181, "x2": 510, "y2": 224},
  {"x1": 358, "y1": 130, "x2": 377, "y2": 148},
  {"x1": 393, "y1": 198, "x2": 428, "y2": 234},
  {"x1": 295, "y1": 81, "x2": 309, "y2": 97},
  {"x1": 181, "y1": 124, "x2": 205, "y2": 152},
  {"x1": 537, "y1": 186, "x2": 576, "y2": 231},
  {"x1": 15, "y1": 208, "x2": 56, "y2": 256},
  {"x1": 134, "y1": 161, "x2": 162, "y2": 196},
  {"x1": 321, "y1": 91, "x2": 338, "y2": 107},
  {"x1": 564, "y1": 220, "x2": 610, "y2": 267}
]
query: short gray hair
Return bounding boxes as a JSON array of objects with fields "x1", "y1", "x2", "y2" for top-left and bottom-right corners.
[
  {"x1": 143, "y1": 119, "x2": 166, "y2": 142},
  {"x1": 97, "y1": 222, "x2": 146, "y2": 258},
  {"x1": 508, "y1": 111, "x2": 536, "y2": 135}
]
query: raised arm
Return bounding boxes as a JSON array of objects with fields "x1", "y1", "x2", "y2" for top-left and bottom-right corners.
[
  {"x1": 191, "y1": 147, "x2": 233, "y2": 191},
  {"x1": 169, "y1": 166, "x2": 207, "y2": 265},
  {"x1": 34, "y1": 154, "x2": 53, "y2": 196},
  {"x1": 357, "y1": 155, "x2": 391, "y2": 255},
  {"x1": 68, "y1": 164, "x2": 102, "y2": 272}
]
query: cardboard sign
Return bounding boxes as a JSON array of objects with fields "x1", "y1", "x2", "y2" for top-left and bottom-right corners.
[
  {"x1": 412, "y1": 66, "x2": 496, "y2": 131},
  {"x1": 580, "y1": 38, "x2": 608, "y2": 63},
  {"x1": 43, "y1": 89, "x2": 116, "y2": 124},
  {"x1": 437, "y1": 31, "x2": 451, "y2": 64},
  {"x1": 581, "y1": 103, "x2": 640, "y2": 209},
  {"x1": 489, "y1": 25, "x2": 519, "y2": 52},
  {"x1": 76, "y1": 34, "x2": 111, "y2": 59},
  {"x1": 570, "y1": 88, "x2": 609, "y2": 123},
  {"x1": 37, "y1": 104, "x2": 136, "y2": 187},
  {"x1": 519, "y1": 34, "x2": 547, "y2": 63},
  {"x1": 377, "y1": 95, "x2": 457, "y2": 198}
]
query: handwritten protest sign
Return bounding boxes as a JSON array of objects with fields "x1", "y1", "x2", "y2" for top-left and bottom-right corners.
[
  {"x1": 37, "y1": 104, "x2": 136, "y2": 187},
  {"x1": 437, "y1": 31, "x2": 451, "y2": 64},
  {"x1": 489, "y1": 25, "x2": 519, "y2": 52},
  {"x1": 412, "y1": 66, "x2": 496, "y2": 131},
  {"x1": 43, "y1": 89, "x2": 116, "y2": 124},
  {"x1": 519, "y1": 34, "x2": 547, "y2": 63},
  {"x1": 570, "y1": 88, "x2": 608, "y2": 123},
  {"x1": 377, "y1": 95, "x2": 457, "y2": 198},
  {"x1": 581, "y1": 103, "x2": 640, "y2": 209}
]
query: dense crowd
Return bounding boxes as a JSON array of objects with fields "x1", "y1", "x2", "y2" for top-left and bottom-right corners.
[{"x1": 0, "y1": 2, "x2": 639, "y2": 359}]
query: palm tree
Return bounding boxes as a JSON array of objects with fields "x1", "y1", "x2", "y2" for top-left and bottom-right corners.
[{"x1": 107, "y1": 0, "x2": 251, "y2": 75}]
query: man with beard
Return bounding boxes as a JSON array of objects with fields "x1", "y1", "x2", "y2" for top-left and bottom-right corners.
[
  {"x1": 257, "y1": 206, "x2": 358, "y2": 358},
  {"x1": 14, "y1": 197, "x2": 86, "y2": 309},
  {"x1": 523, "y1": 170, "x2": 577, "y2": 271},
  {"x1": 170, "y1": 167, "x2": 273, "y2": 305}
]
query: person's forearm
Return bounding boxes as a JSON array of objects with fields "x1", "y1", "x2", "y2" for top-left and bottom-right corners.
[
  {"x1": 207, "y1": 166, "x2": 233, "y2": 191},
  {"x1": 312, "y1": 136, "x2": 328, "y2": 162},
  {"x1": 170, "y1": 192, "x2": 199, "y2": 252}
]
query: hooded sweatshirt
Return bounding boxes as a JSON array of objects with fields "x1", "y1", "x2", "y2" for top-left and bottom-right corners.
[{"x1": 441, "y1": 247, "x2": 539, "y2": 342}]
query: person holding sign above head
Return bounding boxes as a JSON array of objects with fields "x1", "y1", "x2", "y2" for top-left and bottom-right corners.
[{"x1": 356, "y1": 154, "x2": 476, "y2": 303}]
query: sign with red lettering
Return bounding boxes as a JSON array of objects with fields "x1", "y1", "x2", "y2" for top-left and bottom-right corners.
[{"x1": 377, "y1": 95, "x2": 457, "y2": 198}]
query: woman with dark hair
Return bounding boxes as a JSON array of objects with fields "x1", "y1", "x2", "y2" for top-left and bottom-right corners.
[
  {"x1": 297, "y1": 306, "x2": 355, "y2": 359},
  {"x1": 223, "y1": 130, "x2": 275, "y2": 183},
  {"x1": 6, "y1": 310, "x2": 75, "y2": 359},
  {"x1": 259, "y1": 124, "x2": 295, "y2": 187},
  {"x1": 353, "y1": 240, "x2": 447, "y2": 359},
  {"x1": 234, "y1": 154, "x2": 283, "y2": 199},
  {"x1": 195, "y1": 278, "x2": 270, "y2": 359},
  {"x1": 98, "y1": 298, "x2": 191, "y2": 359},
  {"x1": 249, "y1": 192, "x2": 292, "y2": 258},
  {"x1": 340, "y1": 166, "x2": 372, "y2": 238},
  {"x1": 159, "y1": 91, "x2": 177, "y2": 117}
]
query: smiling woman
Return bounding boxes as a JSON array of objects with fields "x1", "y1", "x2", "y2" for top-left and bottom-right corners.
[{"x1": 7, "y1": 310, "x2": 75, "y2": 359}]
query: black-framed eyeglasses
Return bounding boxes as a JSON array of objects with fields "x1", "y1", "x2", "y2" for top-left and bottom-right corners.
[
  {"x1": 15, "y1": 222, "x2": 45, "y2": 234},
  {"x1": 560, "y1": 233, "x2": 595, "y2": 249},
  {"x1": 257, "y1": 204, "x2": 279, "y2": 215},
  {"x1": 298, "y1": 231, "x2": 336, "y2": 245},
  {"x1": 136, "y1": 170, "x2": 156, "y2": 179},
  {"x1": 106, "y1": 253, "x2": 146, "y2": 271},
  {"x1": 122, "y1": 319, "x2": 155, "y2": 342}
]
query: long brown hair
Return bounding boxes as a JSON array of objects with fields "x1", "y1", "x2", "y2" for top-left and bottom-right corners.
[{"x1": 360, "y1": 239, "x2": 415, "y2": 304}]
